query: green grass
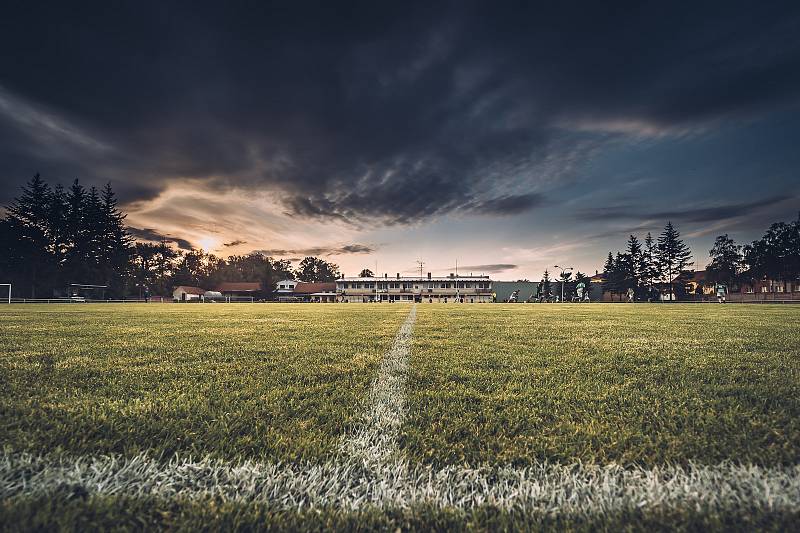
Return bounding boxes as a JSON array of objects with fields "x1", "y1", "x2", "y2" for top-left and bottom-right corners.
[
  {"x1": 0, "y1": 303, "x2": 409, "y2": 462},
  {"x1": 403, "y1": 304, "x2": 800, "y2": 467},
  {"x1": 3, "y1": 495, "x2": 797, "y2": 533},
  {"x1": 3, "y1": 302, "x2": 800, "y2": 531}
]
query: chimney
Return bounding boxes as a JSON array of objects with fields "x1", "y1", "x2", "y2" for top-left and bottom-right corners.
[
  {"x1": 396, "y1": 273, "x2": 400, "y2": 279},
  {"x1": 384, "y1": 273, "x2": 388, "y2": 278},
  {"x1": 427, "y1": 272, "x2": 431, "y2": 279}
]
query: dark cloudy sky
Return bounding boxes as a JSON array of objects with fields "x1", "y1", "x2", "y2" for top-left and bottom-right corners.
[{"x1": 2, "y1": 1, "x2": 799, "y2": 278}]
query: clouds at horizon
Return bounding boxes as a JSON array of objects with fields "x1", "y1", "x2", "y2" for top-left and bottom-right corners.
[{"x1": 1, "y1": 1, "x2": 800, "y2": 274}]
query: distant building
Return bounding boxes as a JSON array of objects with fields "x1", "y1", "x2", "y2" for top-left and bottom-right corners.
[
  {"x1": 173, "y1": 286, "x2": 205, "y2": 301},
  {"x1": 293, "y1": 282, "x2": 337, "y2": 302},
  {"x1": 215, "y1": 282, "x2": 262, "y2": 300},
  {"x1": 336, "y1": 273, "x2": 492, "y2": 303},
  {"x1": 275, "y1": 279, "x2": 298, "y2": 300}
]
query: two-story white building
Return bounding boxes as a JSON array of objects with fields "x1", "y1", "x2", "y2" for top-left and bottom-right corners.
[{"x1": 336, "y1": 273, "x2": 492, "y2": 303}]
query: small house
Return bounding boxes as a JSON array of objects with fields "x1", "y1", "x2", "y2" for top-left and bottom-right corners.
[{"x1": 173, "y1": 286, "x2": 206, "y2": 302}]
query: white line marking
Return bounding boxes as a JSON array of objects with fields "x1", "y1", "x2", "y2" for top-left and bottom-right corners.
[
  {"x1": 3, "y1": 453, "x2": 800, "y2": 514},
  {"x1": 340, "y1": 304, "x2": 416, "y2": 468}
]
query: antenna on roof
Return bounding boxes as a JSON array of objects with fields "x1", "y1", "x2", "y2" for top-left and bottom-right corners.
[{"x1": 416, "y1": 260, "x2": 425, "y2": 278}]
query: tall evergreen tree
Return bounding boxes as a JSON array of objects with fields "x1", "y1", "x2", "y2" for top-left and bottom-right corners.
[
  {"x1": 541, "y1": 269, "x2": 551, "y2": 299},
  {"x1": 3, "y1": 174, "x2": 54, "y2": 297},
  {"x1": 623, "y1": 234, "x2": 643, "y2": 292},
  {"x1": 656, "y1": 221, "x2": 693, "y2": 300},
  {"x1": 642, "y1": 232, "x2": 659, "y2": 289},
  {"x1": 100, "y1": 183, "x2": 132, "y2": 297},
  {"x1": 64, "y1": 179, "x2": 89, "y2": 284},
  {"x1": 602, "y1": 252, "x2": 615, "y2": 299}
]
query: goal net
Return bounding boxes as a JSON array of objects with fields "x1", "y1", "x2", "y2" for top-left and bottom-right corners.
[{"x1": 0, "y1": 283, "x2": 10, "y2": 304}]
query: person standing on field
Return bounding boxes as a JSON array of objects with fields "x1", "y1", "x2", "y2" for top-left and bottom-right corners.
[
  {"x1": 716, "y1": 283, "x2": 727, "y2": 303},
  {"x1": 627, "y1": 287, "x2": 635, "y2": 303}
]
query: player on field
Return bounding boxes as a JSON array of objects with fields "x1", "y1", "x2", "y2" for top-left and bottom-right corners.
[
  {"x1": 576, "y1": 281, "x2": 586, "y2": 302},
  {"x1": 716, "y1": 282, "x2": 727, "y2": 303}
]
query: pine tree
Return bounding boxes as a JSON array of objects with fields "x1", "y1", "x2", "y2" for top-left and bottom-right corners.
[
  {"x1": 624, "y1": 234, "x2": 643, "y2": 292},
  {"x1": 64, "y1": 179, "x2": 89, "y2": 284},
  {"x1": 656, "y1": 221, "x2": 693, "y2": 300},
  {"x1": 602, "y1": 252, "x2": 615, "y2": 299},
  {"x1": 642, "y1": 232, "x2": 659, "y2": 289},
  {"x1": 541, "y1": 269, "x2": 551, "y2": 299},
  {"x1": 85, "y1": 186, "x2": 104, "y2": 277},
  {"x1": 612, "y1": 252, "x2": 627, "y2": 299},
  {"x1": 4, "y1": 174, "x2": 54, "y2": 297},
  {"x1": 100, "y1": 183, "x2": 132, "y2": 297}
]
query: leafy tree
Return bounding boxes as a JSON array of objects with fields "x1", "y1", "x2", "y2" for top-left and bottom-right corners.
[
  {"x1": 744, "y1": 213, "x2": 800, "y2": 288},
  {"x1": 706, "y1": 234, "x2": 743, "y2": 286},
  {"x1": 273, "y1": 259, "x2": 294, "y2": 281},
  {"x1": 359, "y1": 268, "x2": 374, "y2": 277},
  {"x1": 656, "y1": 221, "x2": 693, "y2": 300},
  {"x1": 296, "y1": 256, "x2": 341, "y2": 282}
]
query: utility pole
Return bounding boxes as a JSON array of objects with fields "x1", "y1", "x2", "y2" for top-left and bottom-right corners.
[{"x1": 554, "y1": 265, "x2": 573, "y2": 302}]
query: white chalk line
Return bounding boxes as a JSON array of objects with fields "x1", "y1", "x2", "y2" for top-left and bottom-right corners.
[
  {"x1": 2, "y1": 453, "x2": 800, "y2": 514},
  {"x1": 3, "y1": 302, "x2": 800, "y2": 515},
  {"x1": 339, "y1": 303, "x2": 415, "y2": 468}
]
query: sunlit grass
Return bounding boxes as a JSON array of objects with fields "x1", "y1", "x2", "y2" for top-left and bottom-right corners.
[
  {"x1": 404, "y1": 304, "x2": 800, "y2": 467},
  {"x1": 0, "y1": 303, "x2": 409, "y2": 462}
]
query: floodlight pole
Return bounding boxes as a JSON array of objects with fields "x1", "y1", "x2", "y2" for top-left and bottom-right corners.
[{"x1": 554, "y1": 265, "x2": 573, "y2": 302}]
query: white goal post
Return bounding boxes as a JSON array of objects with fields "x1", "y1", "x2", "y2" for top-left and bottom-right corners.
[{"x1": 0, "y1": 283, "x2": 10, "y2": 304}]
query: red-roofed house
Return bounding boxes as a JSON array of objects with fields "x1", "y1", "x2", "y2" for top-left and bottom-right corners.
[{"x1": 293, "y1": 282, "x2": 336, "y2": 302}]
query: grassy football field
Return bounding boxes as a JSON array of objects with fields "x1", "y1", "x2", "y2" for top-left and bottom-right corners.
[{"x1": 1, "y1": 303, "x2": 799, "y2": 531}]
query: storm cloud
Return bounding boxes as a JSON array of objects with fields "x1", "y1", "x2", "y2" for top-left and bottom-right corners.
[
  {"x1": 577, "y1": 195, "x2": 791, "y2": 224},
  {"x1": 255, "y1": 243, "x2": 375, "y2": 257},
  {"x1": 127, "y1": 227, "x2": 194, "y2": 251},
  {"x1": 3, "y1": 1, "x2": 800, "y2": 227}
]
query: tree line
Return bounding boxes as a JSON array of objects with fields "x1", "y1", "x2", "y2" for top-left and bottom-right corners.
[
  {"x1": 1, "y1": 175, "x2": 342, "y2": 299},
  {"x1": 601, "y1": 222, "x2": 692, "y2": 300},
  {"x1": 601, "y1": 215, "x2": 800, "y2": 300},
  {"x1": 705, "y1": 214, "x2": 800, "y2": 288}
]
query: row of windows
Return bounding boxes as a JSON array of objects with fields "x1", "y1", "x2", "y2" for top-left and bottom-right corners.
[
  {"x1": 743, "y1": 284, "x2": 800, "y2": 293},
  {"x1": 340, "y1": 282, "x2": 490, "y2": 289}
]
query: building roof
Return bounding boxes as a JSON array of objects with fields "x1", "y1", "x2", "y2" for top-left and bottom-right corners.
[
  {"x1": 216, "y1": 282, "x2": 262, "y2": 292},
  {"x1": 294, "y1": 282, "x2": 336, "y2": 294},
  {"x1": 174, "y1": 286, "x2": 206, "y2": 295}
]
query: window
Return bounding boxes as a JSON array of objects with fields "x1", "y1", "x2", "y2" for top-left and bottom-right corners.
[
  {"x1": 776, "y1": 285, "x2": 785, "y2": 293},
  {"x1": 761, "y1": 286, "x2": 769, "y2": 293}
]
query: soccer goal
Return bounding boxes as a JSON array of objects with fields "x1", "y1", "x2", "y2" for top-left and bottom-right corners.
[{"x1": 0, "y1": 283, "x2": 11, "y2": 304}]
